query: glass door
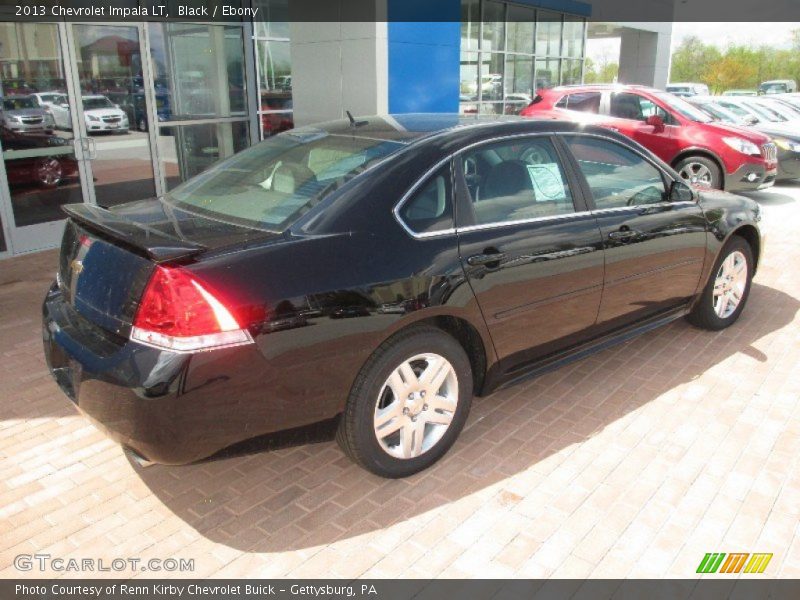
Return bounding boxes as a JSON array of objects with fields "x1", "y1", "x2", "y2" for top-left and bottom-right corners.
[
  {"x1": 0, "y1": 22, "x2": 89, "y2": 254},
  {"x1": 67, "y1": 23, "x2": 157, "y2": 207}
]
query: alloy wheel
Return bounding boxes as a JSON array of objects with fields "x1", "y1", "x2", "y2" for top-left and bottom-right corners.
[
  {"x1": 679, "y1": 162, "x2": 712, "y2": 186},
  {"x1": 713, "y1": 250, "x2": 748, "y2": 319},
  {"x1": 373, "y1": 353, "x2": 458, "y2": 459}
]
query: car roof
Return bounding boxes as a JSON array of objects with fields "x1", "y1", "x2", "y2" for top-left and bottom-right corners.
[
  {"x1": 290, "y1": 113, "x2": 617, "y2": 146},
  {"x1": 544, "y1": 84, "x2": 660, "y2": 94}
]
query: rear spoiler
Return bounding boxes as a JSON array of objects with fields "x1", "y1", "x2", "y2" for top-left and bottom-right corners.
[{"x1": 62, "y1": 203, "x2": 205, "y2": 263}]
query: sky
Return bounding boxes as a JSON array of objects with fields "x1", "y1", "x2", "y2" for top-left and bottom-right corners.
[{"x1": 586, "y1": 22, "x2": 799, "y2": 67}]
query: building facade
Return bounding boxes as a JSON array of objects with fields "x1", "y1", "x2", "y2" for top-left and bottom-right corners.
[{"x1": 0, "y1": 0, "x2": 671, "y2": 258}]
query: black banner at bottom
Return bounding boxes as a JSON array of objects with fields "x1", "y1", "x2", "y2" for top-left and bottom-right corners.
[{"x1": 4, "y1": 580, "x2": 800, "y2": 600}]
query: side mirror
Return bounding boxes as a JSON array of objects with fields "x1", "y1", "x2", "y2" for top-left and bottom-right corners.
[
  {"x1": 646, "y1": 114, "x2": 666, "y2": 132},
  {"x1": 743, "y1": 115, "x2": 759, "y2": 126},
  {"x1": 670, "y1": 179, "x2": 697, "y2": 201}
]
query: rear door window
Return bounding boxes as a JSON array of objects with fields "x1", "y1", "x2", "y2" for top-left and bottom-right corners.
[
  {"x1": 398, "y1": 165, "x2": 454, "y2": 234},
  {"x1": 555, "y1": 92, "x2": 601, "y2": 113}
]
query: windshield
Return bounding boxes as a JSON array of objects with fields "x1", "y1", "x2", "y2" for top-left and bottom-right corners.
[
  {"x1": 758, "y1": 99, "x2": 800, "y2": 120},
  {"x1": 654, "y1": 92, "x2": 712, "y2": 122},
  {"x1": 740, "y1": 100, "x2": 786, "y2": 122},
  {"x1": 3, "y1": 96, "x2": 37, "y2": 110},
  {"x1": 164, "y1": 129, "x2": 405, "y2": 232},
  {"x1": 693, "y1": 102, "x2": 739, "y2": 124},
  {"x1": 83, "y1": 97, "x2": 114, "y2": 110},
  {"x1": 760, "y1": 83, "x2": 788, "y2": 94}
]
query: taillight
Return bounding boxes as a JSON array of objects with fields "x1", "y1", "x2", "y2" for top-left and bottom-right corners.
[{"x1": 130, "y1": 266, "x2": 253, "y2": 353}]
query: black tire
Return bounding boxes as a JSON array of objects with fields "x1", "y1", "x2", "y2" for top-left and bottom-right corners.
[
  {"x1": 688, "y1": 236, "x2": 754, "y2": 331},
  {"x1": 336, "y1": 325, "x2": 473, "y2": 478},
  {"x1": 675, "y1": 155, "x2": 723, "y2": 189}
]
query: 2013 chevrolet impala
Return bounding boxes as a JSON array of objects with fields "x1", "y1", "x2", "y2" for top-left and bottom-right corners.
[{"x1": 43, "y1": 115, "x2": 762, "y2": 478}]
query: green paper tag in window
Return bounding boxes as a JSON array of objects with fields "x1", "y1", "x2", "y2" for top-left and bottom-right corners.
[{"x1": 526, "y1": 163, "x2": 567, "y2": 201}]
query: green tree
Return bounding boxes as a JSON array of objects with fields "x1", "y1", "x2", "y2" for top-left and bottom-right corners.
[{"x1": 670, "y1": 36, "x2": 721, "y2": 83}]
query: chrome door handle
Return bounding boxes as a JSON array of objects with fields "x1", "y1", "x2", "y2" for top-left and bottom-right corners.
[
  {"x1": 608, "y1": 229, "x2": 639, "y2": 241},
  {"x1": 467, "y1": 252, "x2": 506, "y2": 266}
]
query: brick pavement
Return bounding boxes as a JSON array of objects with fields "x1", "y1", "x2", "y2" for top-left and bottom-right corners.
[{"x1": 1, "y1": 183, "x2": 799, "y2": 579}]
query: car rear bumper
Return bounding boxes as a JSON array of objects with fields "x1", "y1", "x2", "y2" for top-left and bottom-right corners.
[
  {"x1": 725, "y1": 161, "x2": 777, "y2": 191},
  {"x1": 41, "y1": 282, "x2": 288, "y2": 464}
]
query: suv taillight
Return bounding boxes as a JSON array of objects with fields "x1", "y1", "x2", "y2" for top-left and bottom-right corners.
[{"x1": 131, "y1": 266, "x2": 253, "y2": 353}]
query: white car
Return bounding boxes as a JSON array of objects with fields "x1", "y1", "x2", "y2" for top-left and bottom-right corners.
[
  {"x1": 49, "y1": 94, "x2": 129, "y2": 133},
  {"x1": 30, "y1": 92, "x2": 64, "y2": 110}
]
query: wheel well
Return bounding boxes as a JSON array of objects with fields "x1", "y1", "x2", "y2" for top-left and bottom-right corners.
[
  {"x1": 671, "y1": 151, "x2": 724, "y2": 179},
  {"x1": 732, "y1": 225, "x2": 761, "y2": 271},
  {"x1": 411, "y1": 316, "x2": 489, "y2": 396}
]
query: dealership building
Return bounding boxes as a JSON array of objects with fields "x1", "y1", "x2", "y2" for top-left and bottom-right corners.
[{"x1": 0, "y1": 0, "x2": 672, "y2": 258}]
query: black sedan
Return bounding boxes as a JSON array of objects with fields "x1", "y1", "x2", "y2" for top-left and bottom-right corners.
[{"x1": 43, "y1": 115, "x2": 762, "y2": 478}]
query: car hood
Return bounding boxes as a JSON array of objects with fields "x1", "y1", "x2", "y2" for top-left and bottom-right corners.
[
  {"x1": 84, "y1": 108, "x2": 126, "y2": 118},
  {"x1": 696, "y1": 119, "x2": 770, "y2": 143},
  {"x1": 754, "y1": 122, "x2": 800, "y2": 141}
]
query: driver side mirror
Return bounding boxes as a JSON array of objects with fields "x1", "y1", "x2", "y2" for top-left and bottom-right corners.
[
  {"x1": 646, "y1": 114, "x2": 666, "y2": 132},
  {"x1": 743, "y1": 115, "x2": 759, "y2": 126},
  {"x1": 669, "y1": 179, "x2": 697, "y2": 202}
]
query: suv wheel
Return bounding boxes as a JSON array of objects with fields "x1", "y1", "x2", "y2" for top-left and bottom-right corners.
[
  {"x1": 336, "y1": 326, "x2": 472, "y2": 478},
  {"x1": 688, "y1": 236, "x2": 753, "y2": 330},
  {"x1": 675, "y1": 156, "x2": 722, "y2": 189}
]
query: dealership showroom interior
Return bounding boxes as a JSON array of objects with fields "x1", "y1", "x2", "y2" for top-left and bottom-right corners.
[{"x1": 1, "y1": 0, "x2": 800, "y2": 595}]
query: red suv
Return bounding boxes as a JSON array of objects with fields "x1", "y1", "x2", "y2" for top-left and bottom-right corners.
[{"x1": 520, "y1": 85, "x2": 777, "y2": 191}]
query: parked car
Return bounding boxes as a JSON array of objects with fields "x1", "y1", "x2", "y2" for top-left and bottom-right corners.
[
  {"x1": 665, "y1": 83, "x2": 710, "y2": 97},
  {"x1": 706, "y1": 96, "x2": 800, "y2": 129},
  {"x1": 519, "y1": 85, "x2": 777, "y2": 191},
  {"x1": 759, "y1": 79, "x2": 797, "y2": 95},
  {"x1": 50, "y1": 94, "x2": 129, "y2": 133},
  {"x1": 688, "y1": 97, "x2": 800, "y2": 181},
  {"x1": 0, "y1": 96, "x2": 55, "y2": 133},
  {"x1": 43, "y1": 115, "x2": 762, "y2": 477},
  {"x1": 29, "y1": 91, "x2": 66, "y2": 110},
  {"x1": 0, "y1": 127, "x2": 78, "y2": 188},
  {"x1": 722, "y1": 90, "x2": 758, "y2": 97}
]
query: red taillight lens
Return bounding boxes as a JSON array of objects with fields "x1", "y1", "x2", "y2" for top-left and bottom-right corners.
[{"x1": 131, "y1": 266, "x2": 252, "y2": 352}]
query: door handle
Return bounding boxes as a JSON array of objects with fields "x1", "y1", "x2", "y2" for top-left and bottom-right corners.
[
  {"x1": 608, "y1": 229, "x2": 639, "y2": 241},
  {"x1": 467, "y1": 251, "x2": 506, "y2": 266}
]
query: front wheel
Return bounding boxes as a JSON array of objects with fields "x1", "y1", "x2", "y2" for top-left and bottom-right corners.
[
  {"x1": 35, "y1": 157, "x2": 63, "y2": 188},
  {"x1": 337, "y1": 326, "x2": 472, "y2": 478},
  {"x1": 675, "y1": 156, "x2": 722, "y2": 190},
  {"x1": 688, "y1": 236, "x2": 753, "y2": 330}
]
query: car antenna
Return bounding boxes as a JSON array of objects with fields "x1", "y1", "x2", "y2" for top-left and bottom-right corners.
[{"x1": 346, "y1": 110, "x2": 368, "y2": 127}]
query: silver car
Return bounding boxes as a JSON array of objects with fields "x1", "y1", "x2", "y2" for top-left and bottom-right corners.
[{"x1": 0, "y1": 96, "x2": 55, "y2": 133}]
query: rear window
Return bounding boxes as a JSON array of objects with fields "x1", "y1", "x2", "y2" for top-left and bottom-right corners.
[{"x1": 164, "y1": 130, "x2": 405, "y2": 232}]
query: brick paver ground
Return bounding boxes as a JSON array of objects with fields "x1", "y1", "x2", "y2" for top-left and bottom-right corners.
[{"x1": 2, "y1": 183, "x2": 800, "y2": 579}]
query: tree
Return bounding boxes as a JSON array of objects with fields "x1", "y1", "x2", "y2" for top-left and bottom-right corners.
[{"x1": 670, "y1": 36, "x2": 721, "y2": 83}]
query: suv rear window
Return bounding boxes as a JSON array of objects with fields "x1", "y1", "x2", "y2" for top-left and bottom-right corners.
[{"x1": 165, "y1": 130, "x2": 405, "y2": 232}]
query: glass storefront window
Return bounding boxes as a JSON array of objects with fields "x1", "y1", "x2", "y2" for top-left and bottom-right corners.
[
  {"x1": 159, "y1": 121, "x2": 250, "y2": 191},
  {"x1": 254, "y1": 0, "x2": 289, "y2": 40},
  {"x1": 459, "y1": 1, "x2": 585, "y2": 114},
  {"x1": 148, "y1": 23, "x2": 247, "y2": 119},
  {"x1": 461, "y1": 0, "x2": 480, "y2": 51},
  {"x1": 536, "y1": 11, "x2": 563, "y2": 57},
  {"x1": 254, "y1": 0, "x2": 294, "y2": 139},
  {"x1": 563, "y1": 19, "x2": 586, "y2": 59}
]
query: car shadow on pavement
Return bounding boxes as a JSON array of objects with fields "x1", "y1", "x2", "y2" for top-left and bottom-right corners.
[{"x1": 131, "y1": 282, "x2": 799, "y2": 553}]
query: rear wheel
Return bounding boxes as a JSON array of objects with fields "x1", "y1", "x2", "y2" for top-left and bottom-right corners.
[
  {"x1": 688, "y1": 236, "x2": 753, "y2": 330},
  {"x1": 336, "y1": 326, "x2": 472, "y2": 478},
  {"x1": 675, "y1": 155, "x2": 722, "y2": 189}
]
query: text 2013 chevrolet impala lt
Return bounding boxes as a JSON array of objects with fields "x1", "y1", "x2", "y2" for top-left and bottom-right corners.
[{"x1": 43, "y1": 115, "x2": 762, "y2": 478}]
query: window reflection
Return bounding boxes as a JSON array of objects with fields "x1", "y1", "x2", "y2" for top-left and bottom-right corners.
[
  {"x1": 254, "y1": 0, "x2": 293, "y2": 139},
  {"x1": 459, "y1": 1, "x2": 586, "y2": 115},
  {"x1": 148, "y1": 23, "x2": 247, "y2": 120}
]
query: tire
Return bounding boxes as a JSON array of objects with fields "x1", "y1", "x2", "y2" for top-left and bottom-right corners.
[
  {"x1": 35, "y1": 157, "x2": 63, "y2": 188},
  {"x1": 675, "y1": 155, "x2": 722, "y2": 189},
  {"x1": 336, "y1": 325, "x2": 473, "y2": 478},
  {"x1": 688, "y1": 236, "x2": 753, "y2": 331}
]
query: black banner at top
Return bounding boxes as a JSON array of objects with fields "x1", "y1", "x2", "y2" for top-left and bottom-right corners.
[{"x1": 1, "y1": 0, "x2": 800, "y2": 23}]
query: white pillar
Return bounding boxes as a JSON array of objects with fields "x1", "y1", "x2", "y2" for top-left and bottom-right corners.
[{"x1": 618, "y1": 25, "x2": 672, "y2": 89}]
